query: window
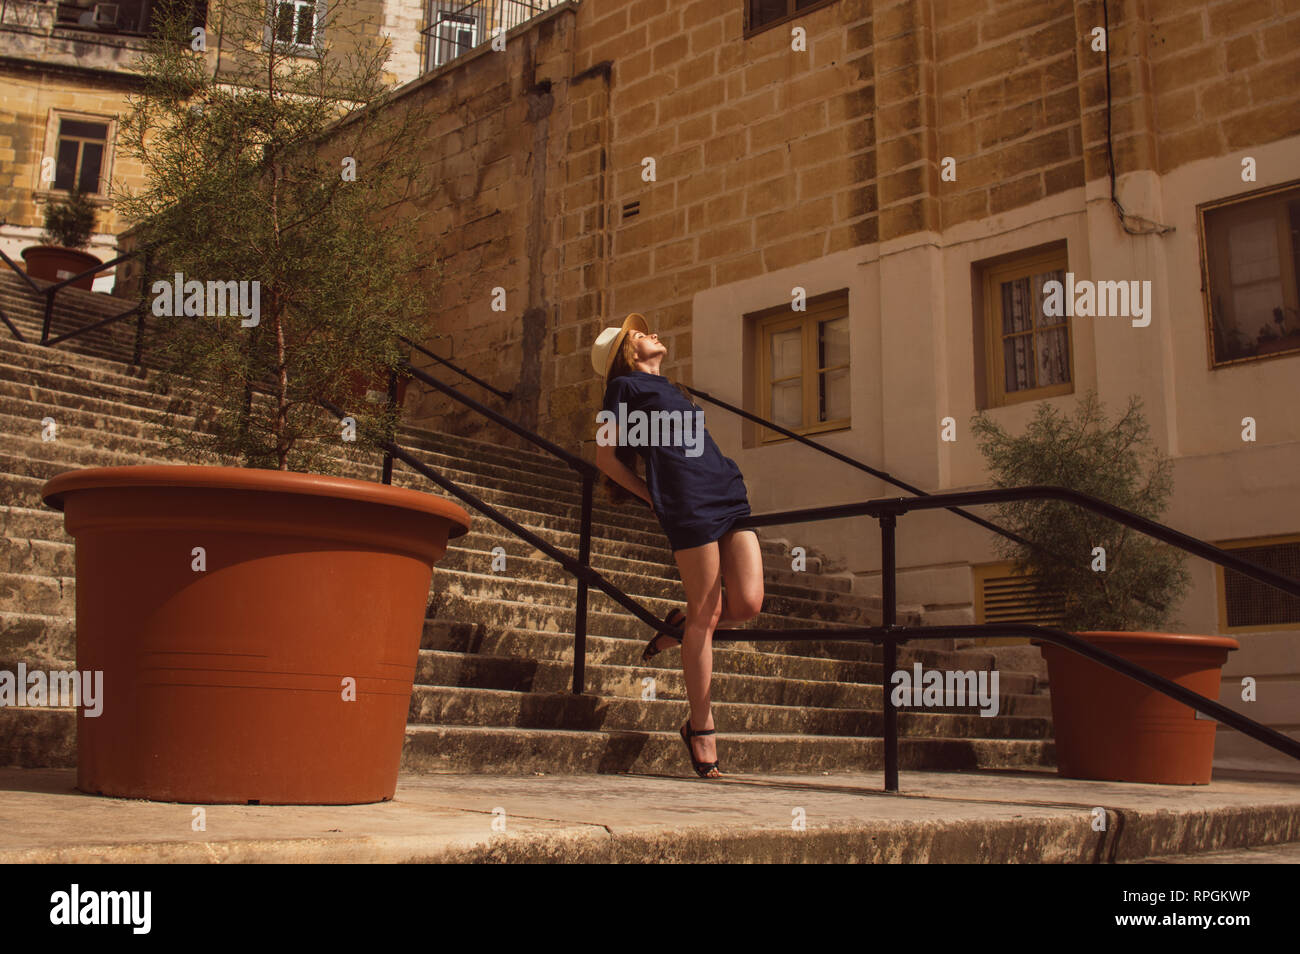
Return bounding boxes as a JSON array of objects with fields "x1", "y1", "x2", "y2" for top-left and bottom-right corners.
[
  {"x1": 971, "y1": 561, "x2": 1066, "y2": 646},
  {"x1": 423, "y1": 1, "x2": 480, "y2": 71},
  {"x1": 978, "y1": 244, "x2": 1073, "y2": 408},
  {"x1": 755, "y1": 291, "x2": 849, "y2": 443},
  {"x1": 1200, "y1": 182, "x2": 1300, "y2": 366},
  {"x1": 56, "y1": 1, "x2": 207, "y2": 36},
  {"x1": 1216, "y1": 536, "x2": 1300, "y2": 632},
  {"x1": 266, "y1": 0, "x2": 322, "y2": 52},
  {"x1": 50, "y1": 117, "x2": 110, "y2": 195},
  {"x1": 745, "y1": 0, "x2": 837, "y2": 36}
]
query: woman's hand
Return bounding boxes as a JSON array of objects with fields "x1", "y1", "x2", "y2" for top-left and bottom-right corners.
[{"x1": 596, "y1": 441, "x2": 654, "y2": 508}]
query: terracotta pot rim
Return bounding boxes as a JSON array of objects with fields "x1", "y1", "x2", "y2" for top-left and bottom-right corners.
[
  {"x1": 41, "y1": 464, "x2": 471, "y2": 537},
  {"x1": 1032, "y1": 630, "x2": 1239, "y2": 651},
  {"x1": 21, "y1": 244, "x2": 100, "y2": 258}
]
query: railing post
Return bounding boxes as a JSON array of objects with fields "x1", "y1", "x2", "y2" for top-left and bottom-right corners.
[
  {"x1": 133, "y1": 306, "x2": 146, "y2": 368},
  {"x1": 573, "y1": 471, "x2": 593, "y2": 695},
  {"x1": 381, "y1": 368, "x2": 397, "y2": 485},
  {"x1": 880, "y1": 511, "x2": 899, "y2": 793},
  {"x1": 134, "y1": 248, "x2": 149, "y2": 368},
  {"x1": 40, "y1": 290, "x2": 55, "y2": 345}
]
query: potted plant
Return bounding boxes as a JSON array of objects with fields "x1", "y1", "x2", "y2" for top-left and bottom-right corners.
[
  {"x1": 41, "y1": 0, "x2": 466, "y2": 805},
  {"x1": 972, "y1": 391, "x2": 1235, "y2": 784},
  {"x1": 22, "y1": 187, "x2": 103, "y2": 289},
  {"x1": 1255, "y1": 309, "x2": 1300, "y2": 356}
]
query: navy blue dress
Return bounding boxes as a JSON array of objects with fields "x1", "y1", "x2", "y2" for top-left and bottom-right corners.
[{"x1": 601, "y1": 370, "x2": 752, "y2": 552}]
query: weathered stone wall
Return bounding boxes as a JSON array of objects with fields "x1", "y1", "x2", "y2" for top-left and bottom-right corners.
[{"x1": 388, "y1": 0, "x2": 1300, "y2": 463}]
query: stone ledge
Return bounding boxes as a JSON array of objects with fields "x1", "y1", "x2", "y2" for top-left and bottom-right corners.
[{"x1": 1, "y1": 766, "x2": 1296, "y2": 864}]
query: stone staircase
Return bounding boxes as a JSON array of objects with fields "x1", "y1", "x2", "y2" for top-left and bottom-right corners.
[{"x1": 0, "y1": 273, "x2": 1056, "y2": 777}]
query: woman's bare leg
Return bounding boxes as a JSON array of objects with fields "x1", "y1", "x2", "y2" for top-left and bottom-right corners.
[
  {"x1": 717, "y1": 528, "x2": 764, "y2": 627},
  {"x1": 672, "y1": 540, "x2": 724, "y2": 774}
]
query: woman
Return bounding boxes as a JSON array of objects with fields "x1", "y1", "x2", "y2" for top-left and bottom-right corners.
[{"x1": 590, "y1": 313, "x2": 765, "y2": 779}]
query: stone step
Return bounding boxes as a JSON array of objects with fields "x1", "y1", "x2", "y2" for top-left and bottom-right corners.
[
  {"x1": 0, "y1": 408, "x2": 613, "y2": 519},
  {"x1": 0, "y1": 432, "x2": 662, "y2": 538},
  {"x1": 0, "y1": 706, "x2": 1054, "y2": 774},
  {"x1": 0, "y1": 519, "x2": 850, "y2": 611},
  {"x1": 3, "y1": 467, "x2": 850, "y2": 607},
  {"x1": 0, "y1": 537, "x2": 74, "y2": 577},
  {"x1": 436, "y1": 565, "x2": 887, "y2": 629},
  {"x1": 398, "y1": 723, "x2": 1055, "y2": 775},
  {"x1": 0, "y1": 469, "x2": 672, "y2": 555},
  {"x1": 421, "y1": 592, "x2": 1038, "y2": 686},
  {"x1": 0, "y1": 323, "x2": 599, "y2": 480},
  {"x1": 0, "y1": 288, "x2": 1059, "y2": 783},
  {"x1": 406, "y1": 684, "x2": 1051, "y2": 737},
  {"x1": 0, "y1": 506, "x2": 66, "y2": 543},
  {"x1": 0, "y1": 378, "x2": 586, "y2": 489},
  {"x1": 0, "y1": 572, "x2": 73, "y2": 617},
  {"x1": 0, "y1": 611, "x2": 76, "y2": 670},
  {"x1": 0, "y1": 310, "x2": 144, "y2": 367},
  {"x1": 411, "y1": 650, "x2": 1045, "y2": 713}
]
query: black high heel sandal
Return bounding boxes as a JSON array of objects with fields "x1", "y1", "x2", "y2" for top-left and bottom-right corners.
[
  {"x1": 680, "y1": 717, "x2": 722, "y2": 778},
  {"x1": 641, "y1": 608, "x2": 686, "y2": 662}
]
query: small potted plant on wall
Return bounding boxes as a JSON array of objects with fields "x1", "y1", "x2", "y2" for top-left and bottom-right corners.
[
  {"x1": 22, "y1": 187, "x2": 103, "y2": 289},
  {"x1": 972, "y1": 391, "x2": 1237, "y2": 785},
  {"x1": 40, "y1": 0, "x2": 465, "y2": 806},
  {"x1": 1255, "y1": 308, "x2": 1300, "y2": 356}
]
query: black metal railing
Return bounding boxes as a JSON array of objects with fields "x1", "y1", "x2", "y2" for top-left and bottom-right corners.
[
  {"x1": 419, "y1": 0, "x2": 563, "y2": 73},
  {"x1": 322, "y1": 358, "x2": 1300, "y2": 793},
  {"x1": 719, "y1": 487, "x2": 1300, "y2": 791},
  {"x1": 12, "y1": 281, "x2": 1297, "y2": 791},
  {"x1": 0, "y1": 247, "x2": 149, "y2": 364}
]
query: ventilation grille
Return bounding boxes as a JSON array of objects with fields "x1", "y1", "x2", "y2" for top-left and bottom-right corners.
[
  {"x1": 975, "y1": 564, "x2": 1066, "y2": 628},
  {"x1": 1222, "y1": 541, "x2": 1300, "y2": 628},
  {"x1": 621, "y1": 200, "x2": 640, "y2": 219}
]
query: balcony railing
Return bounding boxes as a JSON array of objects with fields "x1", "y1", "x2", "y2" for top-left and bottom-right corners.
[{"x1": 420, "y1": 0, "x2": 562, "y2": 72}]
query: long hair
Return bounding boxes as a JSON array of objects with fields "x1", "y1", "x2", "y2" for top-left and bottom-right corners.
[{"x1": 599, "y1": 332, "x2": 695, "y2": 507}]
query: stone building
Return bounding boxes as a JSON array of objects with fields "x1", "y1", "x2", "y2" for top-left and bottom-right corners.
[
  {"x1": 367, "y1": 0, "x2": 1300, "y2": 773},
  {"x1": 0, "y1": 0, "x2": 541, "y2": 287},
  {"x1": 3, "y1": 0, "x2": 1297, "y2": 773}
]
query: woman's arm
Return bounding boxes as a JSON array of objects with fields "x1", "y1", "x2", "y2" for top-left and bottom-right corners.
[{"x1": 595, "y1": 442, "x2": 654, "y2": 507}]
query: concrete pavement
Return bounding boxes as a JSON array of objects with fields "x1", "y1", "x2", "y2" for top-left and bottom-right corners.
[{"x1": 1, "y1": 766, "x2": 1297, "y2": 863}]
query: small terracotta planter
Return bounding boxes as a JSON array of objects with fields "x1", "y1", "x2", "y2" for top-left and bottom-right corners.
[
  {"x1": 22, "y1": 245, "x2": 102, "y2": 289},
  {"x1": 1033, "y1": 631, "x2": 1239, "y2": 784},
  {"x1": 42, "y1": 465, "x2": 470, "y2": 805}
]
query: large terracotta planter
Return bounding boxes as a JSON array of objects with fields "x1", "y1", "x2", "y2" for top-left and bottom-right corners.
[
  {"x1": 1033, "y1": 631, "x2": 1239, "y2": 784},
  {"x1": 21, "y1": 245, "x2": 102, "y2": 289},
  {"x1": 41, "y1": 465, "x2": 471, "y2": 805}
]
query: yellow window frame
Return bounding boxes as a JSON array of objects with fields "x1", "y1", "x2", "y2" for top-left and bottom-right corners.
[
  {"x1": 756, "y1": 294, "x2": 850, "y2": 444},
  {"x1": 981, "y1": 246, "x2": 1074, "y2": 408}
]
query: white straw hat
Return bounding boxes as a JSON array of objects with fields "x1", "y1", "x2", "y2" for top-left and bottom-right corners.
[{"x1": 589, "y1": 312, "x2": 649, "y2": 382}]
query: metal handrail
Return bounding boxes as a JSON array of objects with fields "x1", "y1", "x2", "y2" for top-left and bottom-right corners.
[
  {"x1": 0, "y1": 246, "x2": 148, "y2": 361},
  {"x1": 400, "y1": 335, "x2": 514, "y2": 402},
  {"x1": 681, "y1": 382, "x2": 1182, "y2": 616},
  {"x1": 15, "y1": 279, "x2": 1295, "y2": 790},
  {"x1": 715, "y1": 486, "x2": 1299, "y2": 790},
  {"x1": 333, "y1": 365, "x2": 1299, "y2": 794},
  {"x1": 324, "y1": 356, "x2": 1300, "y2": 791}
]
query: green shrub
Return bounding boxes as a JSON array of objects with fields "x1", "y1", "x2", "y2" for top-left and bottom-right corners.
[{"x1": 970, "y1": 390, "x2": 1192, "y2": 631}]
